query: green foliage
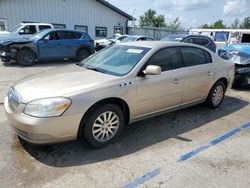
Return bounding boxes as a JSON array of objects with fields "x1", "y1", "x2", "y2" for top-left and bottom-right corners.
[
  {"x1": 201, "y1": 24, "x2": 211, "y2": 29},
  {"x1": 200, "y1": 17, "x2": 250, "y2": 29},
  {"x1": 213, "y1": 20, "x2": 227, "y2": 29},
  {"x1": 139, "y1": 9, "x2": 165, "y2": 28},
  {"x1": 200, "y1": 20, "x2": 226, "y2": 29},
  {"x1": 139, "y1": 9, "x2": 250, "y2": 31},
  {"x1": 165, "y1": 17, "x2": 184, "y2": 31},
  {"x1": 153, "y1": 15, "x2": 166, "y2": 27},
  {"x1": 139, "y1": 9, "x2": 184, "y2": 31},
  {"x1": 240, "y1": 17, "x2": 250, "y2": 29},
  {"x1": 231, "y1": 18, "x2": 240, "y2": 29}
]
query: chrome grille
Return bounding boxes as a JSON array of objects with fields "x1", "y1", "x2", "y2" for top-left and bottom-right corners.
[{"x1": 8, "y1": 87, "x2": 21, "y2": 111}]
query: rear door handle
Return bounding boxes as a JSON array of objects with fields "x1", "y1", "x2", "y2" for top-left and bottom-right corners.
[
  {"x1": 207, "y1": 71, "x2": 214, "y2": 76},
  {"x1": 173, "y1": 78, "x2": 181, "y2": 84}
]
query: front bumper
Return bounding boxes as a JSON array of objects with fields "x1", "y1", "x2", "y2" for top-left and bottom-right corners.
[
  {"x1": 4, "y1": 97, "x2": 83, "y2": 144},
  {"x1": 0, "y1": 52, "x2": 12, "y2": 62},
  {"x1": 234, "y1": 65, "x2": 250, "y2": 86}
]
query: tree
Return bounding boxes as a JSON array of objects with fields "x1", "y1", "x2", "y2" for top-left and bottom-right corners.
[
  {"x1": 199, "y1": 20, "x2": 226, "y2": 29},
  {"x1": 139, "y1": 9, "x2": 156, "y2": 27},
  {"x1": 165, "y1": 17, "x2": 184, "y2": 31},
  {"x1": 240, "y1": 17, "x2": 250, "y2": 29},
  {"x1": 212, "y1": 19, "x2": 227, "y2": 29},
  {"x1": 139, "y1": 9, "x2": 165, "y2": 28},
  {"x1": 153, "y1": 15, "x2": 166, "y2": 27},
  {"x1": 200, "y1": 24, "x2": 211, "y2": 29},
  {"x1": 231, "y1": 18, "x2": 240, "y2": 29}
]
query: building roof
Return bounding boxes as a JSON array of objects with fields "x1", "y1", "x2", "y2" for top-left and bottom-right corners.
[{"x1": 96, "y1": 0, "x2": 134, "y2": 21}]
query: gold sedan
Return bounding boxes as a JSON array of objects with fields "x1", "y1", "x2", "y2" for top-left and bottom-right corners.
[{"x1": 4, "y1": 42, "x2": 235, "y2": 147}]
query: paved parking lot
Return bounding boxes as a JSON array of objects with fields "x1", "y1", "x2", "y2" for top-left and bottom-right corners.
[{"x1": 0, "y1": 61, "x2": 250, "y2": 188}]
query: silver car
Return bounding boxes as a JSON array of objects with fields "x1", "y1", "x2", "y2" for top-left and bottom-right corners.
[{"x1": 4, "y1": 42, "x2": 235, "y2": 147}]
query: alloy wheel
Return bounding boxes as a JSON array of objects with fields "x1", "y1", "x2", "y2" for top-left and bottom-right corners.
[{"x1": 92, "y1": 111, "x2": 120, "y2": 142}]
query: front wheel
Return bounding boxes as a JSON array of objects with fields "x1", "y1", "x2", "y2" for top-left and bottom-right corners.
[
  {"x1": 81, "y1": 104, "x2": 124, "y2": 148},
  {"x1": 17, "y1": 50, "x2": 36, "y2": 66},
  {"x1": 206, "y1": 81, "x2": 226, "y2": 109}
]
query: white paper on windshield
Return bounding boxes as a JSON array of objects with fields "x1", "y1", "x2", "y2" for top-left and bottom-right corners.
[{"x1": 126, "y1": 49, "x2": 143, "y2": 54}]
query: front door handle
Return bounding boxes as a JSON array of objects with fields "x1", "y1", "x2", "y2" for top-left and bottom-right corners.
[{"x1": 173, "y1": 78, "x2": 180, "y2": 84}]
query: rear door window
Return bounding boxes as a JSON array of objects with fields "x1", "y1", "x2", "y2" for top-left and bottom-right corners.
[
  {"x1": 75, "y1": 32, "x2": 83, "y2": 39},
  {"x1": 204, "y1": 50, "x2": 213, "y2": 63},
  {"x1": 181, "y1": 47, "x2": 207, "y2": 67},
  {"x1": 65, "y1": 31, "x2": 78, "y2": 39},
  {"x1": 146, "y1": 47, "x2": 183, "y2": 72},
  {"x1": 57, "y1": 31, "x2": 67, "y2": 39},
  {"x1": 39, "y1": 25, "x2": 51, "y2": 31},
  {"x1": 193, "y1": 38, "x2": 209, "y2": 45},
  {"x1": 184, "y1": 38, "x2": 194, "y2": 43}
]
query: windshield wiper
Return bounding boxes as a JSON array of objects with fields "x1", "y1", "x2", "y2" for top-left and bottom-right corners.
[{"x1": 84, "y1": 65, "x2": 105, "y2": 73}]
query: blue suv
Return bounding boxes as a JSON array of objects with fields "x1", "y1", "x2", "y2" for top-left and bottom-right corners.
[
  {"x1": 0, "y1": 29, "x2": 94, "y2": 66},
  {"x1": 181, "y1": 35, "x2": 217, "y2": 53}
]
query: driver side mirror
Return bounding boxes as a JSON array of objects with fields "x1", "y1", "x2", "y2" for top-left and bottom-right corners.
[
  {"x1": 143, "y1": 65, "x2": 161, "y2": 76},
  {"x1": 39, "y1": 38, "x2": 49, "y2": 43}
]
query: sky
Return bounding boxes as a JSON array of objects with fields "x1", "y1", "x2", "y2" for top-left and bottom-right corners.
[{"x1": 108, "y1": 0, "x2": 250, "y2": 29}]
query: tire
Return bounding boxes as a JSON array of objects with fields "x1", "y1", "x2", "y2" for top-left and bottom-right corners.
[
  {"x1": 17, "y1": 50, "x2": 36, "y2": 66},
  {"x1": 80, "y1": 104, "x2": 125, "y2": 148},
  {"x1": 75, "y1": 48, "x2": 90, "y2": 62},
  {"x1": 206, "y1": 81, "x2": 226, "y2": 109}
]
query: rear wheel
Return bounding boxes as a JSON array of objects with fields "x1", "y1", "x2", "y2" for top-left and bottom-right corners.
[
  {"x1": 17, "y1": 50, "x2": 36, "y2": 66},
  {"x1": 206, "y1": 81, "x2": 226, "y2": 109},
  {"x1": 75, "y1": 48, "x2": 90, "y2": 62},
  {"x1": 80, "y1": 104, "x2": 124, "y2": 148}
]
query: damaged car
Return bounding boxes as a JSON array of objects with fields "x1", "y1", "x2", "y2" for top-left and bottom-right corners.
[
  {"x1": 0, "y1": 29, "x2": 94, "y2": 66},
  {"x1": 218, "y1": 43, "x2": 250, "y2": 86}
]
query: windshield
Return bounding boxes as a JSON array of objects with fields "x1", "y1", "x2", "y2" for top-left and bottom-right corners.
[
  {"x1": 214, "y1": 32, "x2": 230, "y2": 42},
  {"x1": 9, "y1": 24, "x2": 23, "y2": 33},
  {"x1": 81, "y1": 45, "x2": 150, "y2": 76},
  {"x1": 121, "y1": 36, "x2": 138, "y2": 42},
  {"x1": 30, "y1": 30, "x2": 50, "y2": 40}
]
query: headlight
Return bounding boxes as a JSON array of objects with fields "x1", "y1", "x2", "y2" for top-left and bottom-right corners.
[
  {"x1": 231, "y1": 54, "x2": 241, "y2": 64},
  {"x1": 24, "y1": 97, "x2": 71, "y2": 118},
  {"x1": 230, "y1": 50, "x2": 239, "y2": 55}
]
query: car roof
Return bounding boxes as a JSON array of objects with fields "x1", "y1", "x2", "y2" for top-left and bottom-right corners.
[
  {"x1": 184, "y1": 35, "x2": 212, "y2": 39},
  {"x1": 165, "y1": 34, "x2": 187, "y2": 37},
  {"x1": 126, "y1": 35, "x2": 152, "y2": 38},
  {"x1": 118, "y1": 41, "x2": 210, "y2": 50},
  {"x1": 22, "y1": 23, "x2": 52, "y2": 26},
  {"x1": 46, "y1": 29, "x2": 84, "y2": 33}
]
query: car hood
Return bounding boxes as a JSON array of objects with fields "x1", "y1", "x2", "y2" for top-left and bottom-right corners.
[
  {"x1": 1, "y1": 38, "x2": 33, "y2": 46},
  {"x1": 218, "y1": 43, "x2": 250, "y2": 65},
  {"x1": 13, "y1": 64, "x2": 119, "y2": 103},
  {"x1": 0, "y1": 31, "x2": 10, "y2": 34},
  {"x1": 222, "y1": 43, "x2": 250, "y2": 55},
  {"x1": 0, "y1": 32, "x2": 21, "y2": 43}
]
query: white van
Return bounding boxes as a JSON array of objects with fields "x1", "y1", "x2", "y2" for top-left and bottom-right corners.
[
  {"x1": 189, "y1": 29, "x2": 250, "y2": 49},
  {"x1": 0, "y1": 22, "x2": 54, "y2": 42}
]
